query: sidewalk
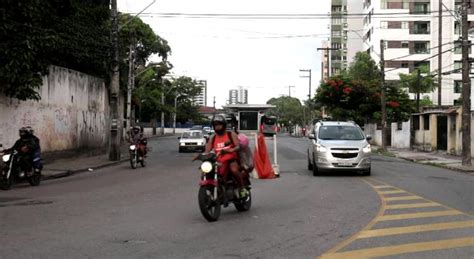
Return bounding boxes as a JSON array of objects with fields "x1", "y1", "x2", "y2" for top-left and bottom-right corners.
[
  {"x1": 41, "y1": 134, "x2": 172, "y2": 180},
  {"x1": 373, "y1": 146, "x2": 474, "y2": 173}
]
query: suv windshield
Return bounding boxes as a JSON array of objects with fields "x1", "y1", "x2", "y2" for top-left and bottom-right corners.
[
  {"x1": 182, "y1": 132, "x2": 203, "y2": 139},
  {"x1": 318, "y1": 125, "x2": 364, "y2": 140}
]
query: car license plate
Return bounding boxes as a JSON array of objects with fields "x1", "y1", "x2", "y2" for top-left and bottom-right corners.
[{"x1": 338, "y1": 161, "x2": 353, "y2": 166}]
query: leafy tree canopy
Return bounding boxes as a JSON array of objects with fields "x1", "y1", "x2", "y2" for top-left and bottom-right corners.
[{"x1": 266, "y1": 96, "x2": 304, "y2": 126}]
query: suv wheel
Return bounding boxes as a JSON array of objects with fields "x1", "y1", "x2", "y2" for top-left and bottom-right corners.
[
  {"x1": 307, "y1": 151, "x2": 313, "y2": 171},
  {"x1": 312, "y1": 154, "x2": 320, "y2": 176},
  {"x1": 362, "y1": 168, "x2": 371, "y2": 176}
]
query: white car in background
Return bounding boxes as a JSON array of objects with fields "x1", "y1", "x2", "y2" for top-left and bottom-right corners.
[{"x1": 178, "y1": 130, "x2": 207, "y2": 153}]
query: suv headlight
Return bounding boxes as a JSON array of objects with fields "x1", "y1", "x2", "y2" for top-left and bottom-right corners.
[
  {"x1": 362, "y1": 144, "x2": 371, "y2": 153},
  {"x1": 2, "y1": 154, "x2": 11, "y2": 162},
  {"x1": 129, "y1": 145, "x2": 136, "y2": 150},
  {"x1": 316, "y1": 144, "x2": 328, "y2": 152}
]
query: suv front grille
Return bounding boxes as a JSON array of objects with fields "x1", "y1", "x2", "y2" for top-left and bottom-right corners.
[{"x1": 332, "y1": 153, "x2": 358, "y2": 159}]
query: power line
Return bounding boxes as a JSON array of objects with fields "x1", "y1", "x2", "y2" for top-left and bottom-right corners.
[{"x1": 384, "y1": 47, "x2": 457, "y2": 73}]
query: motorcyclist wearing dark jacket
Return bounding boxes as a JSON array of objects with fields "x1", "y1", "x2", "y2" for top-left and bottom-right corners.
[
  {"x1": 3, "y1": 127, "x2": 39, "y2": 175},
  {"x1": 25, "y1": 126, "x2": 42, "y2": 172},
  {"x1": 128, "y1": 126, "x2": 147, "y2": 157}
]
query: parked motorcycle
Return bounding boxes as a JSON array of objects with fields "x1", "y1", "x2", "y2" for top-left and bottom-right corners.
[
  {"x1": 195, "y1": 152, "x2": 251, "y2": 222},
  {"x1": 0, "y1": 149, "x2": 41, "y2": 190},
  {"x1": 129, "y1": 140, "x2": 146, "y2": 169}
]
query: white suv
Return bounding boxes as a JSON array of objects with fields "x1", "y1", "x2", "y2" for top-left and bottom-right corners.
[{"x1": 307, "y1": 121, "x2": 372, "y2": 176}]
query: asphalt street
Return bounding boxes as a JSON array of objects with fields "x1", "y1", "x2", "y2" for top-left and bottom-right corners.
[{"x1": 0, "y1": 135, "x2": 473, "y2": 258}]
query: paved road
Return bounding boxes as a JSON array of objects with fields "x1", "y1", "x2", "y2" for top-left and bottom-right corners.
[{"x1": 0, "y1": 135, "x2": 472, "y2": 258}]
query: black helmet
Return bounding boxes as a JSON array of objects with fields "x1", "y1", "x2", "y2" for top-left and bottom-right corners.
[
  {"x1": 211, "y1": 114, "x2": 227, "y2": 128},
  {"x1": 25, "y1": 126, "x2": 34, "y2": 135},
  {"x1": 132, "y1": 126, "x2": 141, "y2": 133},
  {"x1": 19, "y1": 127, "x2": 29, "y2": 139}
]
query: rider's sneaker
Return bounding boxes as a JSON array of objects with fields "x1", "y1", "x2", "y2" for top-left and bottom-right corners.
[{"x1": 239, "y1": 188, "x2": 249, "y2": 199}]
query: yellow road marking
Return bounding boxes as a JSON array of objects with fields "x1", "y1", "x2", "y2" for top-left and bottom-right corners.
[
  {"x1": 320, "y1": 237, "x2": 474, "y2": 259},
  {"x1": 378, "y1": 210, "x2": 463, "y2": 221},
  {"x1": 373, "y1": 185, "x2": 392, "y2": 189},
  {"x1": 385, "y1": 202, "x2": 441, "y2": 210},
  {"x1": 357, "y1": 220, "x2": 474, "y2": 238},
  {"x1": 379, "y1": 190, "x2": 406, "y2": 195},
  {"x1": 385, "y1": 195, "x2": 424, "y2": 201}
]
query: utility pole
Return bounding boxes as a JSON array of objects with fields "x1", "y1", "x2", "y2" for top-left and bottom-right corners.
[
  {"x1": 161, "y1": 91, "x2": 165, "y2": 135},
  {"x1": 108, "y1": 0, "x2": 120, "y2": 161},
  {"x1": 317, "y1": 47, "x2": 339, "y2": 79},
  {"x1": 126, "y1": 42, "x2": 135, "y2": 130},
  {"x1": 287, "y1": 85, "x2": 295, "y2": 97},
  {"x1": 299, "y1": 69, "x2": 312, "y2": 99},
  {"x1": 461, "y1": 0, "x2": 472, "y2": 166},
  {"x1": 438, "y1": 0, "x2": 443, "y2": 107},
  {"x1": 213, "y1": 96, "x2": 216, "y2": 109},
  {"x1": 380, "y1": 39, "x2": 387, "y2": 151}
]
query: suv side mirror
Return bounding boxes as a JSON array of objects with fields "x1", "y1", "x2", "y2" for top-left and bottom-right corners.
[
  {"x1": 366, "y1": 135, "x2": 372, "y2": 141},
  {"x1": 177, "y1": 137, "x2": 181, "y2": 139},
  {"x1": 308, "y1": 133, "x2": 316, "y2": 140}
]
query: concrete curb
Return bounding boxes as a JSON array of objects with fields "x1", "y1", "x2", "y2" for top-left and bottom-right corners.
[
  {"x1": 379, "y1": 153, "x2": 474, "y2": 174},
  {"x1": 41, "y1": 158, "x2": 129, "y2": 181}
]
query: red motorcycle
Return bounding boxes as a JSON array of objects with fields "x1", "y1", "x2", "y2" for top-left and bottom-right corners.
[{"x1": 195, "y1": 152, "x2": 251, "y2": 222}]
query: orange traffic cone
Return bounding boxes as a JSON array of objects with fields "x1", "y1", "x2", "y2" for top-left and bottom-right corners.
[{"x1": 253, "y1": 133, "x2": 275, "y2": 179}]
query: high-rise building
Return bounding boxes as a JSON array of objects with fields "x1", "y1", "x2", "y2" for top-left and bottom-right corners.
[
  {"x1": 229, "y1": 89, "x2": 239, "y2": 104},
  {"x1": 329, "y1": 0, "x2": 363, "y2": 76},
  {"x1": 194, "y1": 80, "x2": 207, "y2": 106},
  {"x1": 361, "y1": 0, "x2": 473, "y2": 106},
  {"x1": 228, "y1": 86, "x2": 248, "y2": 104}
]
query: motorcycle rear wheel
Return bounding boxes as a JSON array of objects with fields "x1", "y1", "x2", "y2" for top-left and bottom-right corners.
[
  {"x1": 28, "y1": 172, "x2": 41, "y2": 186},
  {"x1": 198, "y1": 186, "x2": 221, "y2": 222},
  {"x1": 234, "y1": 189, "x2": 252, "y2": 212}
]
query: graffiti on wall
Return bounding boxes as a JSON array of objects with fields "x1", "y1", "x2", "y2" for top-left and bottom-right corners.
[{"x1": 54, "y1": 108, "x2": 70, "y2": 134}]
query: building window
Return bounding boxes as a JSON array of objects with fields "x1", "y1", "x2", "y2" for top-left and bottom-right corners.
[
  {"x1": 414, "y1": 42, "x2": 430, "y2": 54},
  {"x1": 332, "y1": 30, "x2": 341, "y2": 37},
  {"x1": 332, "y1": 5, "x2": 342, "y2": 12},
  {"x1": 401, "y1": 62, "x2": 409, "y2": 68},
  {"x1": 402, "y1": 0, "x2": 409, "y2": 9},
  {"x1": 415, "y1": 61, "x2": 430, "y2": 73},
  {"x1": 423, "y1": 115, "x2": 430, "y2": 130},
  {"x1": 454, "y1": 80, "x2": 462, "y2": 93},
  {"x1": 454, "y1": 61, "x2": 462, "y2": 72},
  {"x1": 401, "y1": 41, "x2": 409, "y2": 48},
  {"x1": 332, "y1": 43, "x2": 341, "y2": 49},
  {"x1": 413, "y1": 2, "x2": 430, "y2": 14},
  {"x1": 454, "y1": 41, "x2": 472, "y2": 54},
  {"x1": 401, "y1": 21, "x2": 409, "y2": 29},
  {"x1": 397, "y1": 121, "x2": 403, "y2": 130},
  {"x1": 413, "y1": 21, "x2": 430, "y2": 34},
  {"x1": 381, "y1": 0, "x2": 388, "y2": 9},
  {"x1": 454, "y1": 21, "x2": 461, "y2": 35},
  {"x1": 413, "y1": 115, "x2": 420, "y2": 130},
  {"x1": 332, "y1": 18, "x2": 342, "y2": 25},
  {"x1": 380, "y1": 21, "x2": 388, "y2": 28}
]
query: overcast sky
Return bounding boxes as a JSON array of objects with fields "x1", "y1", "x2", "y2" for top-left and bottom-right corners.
[{"x1": 118, "y1": 0, "x2": 331, "y2": 108}]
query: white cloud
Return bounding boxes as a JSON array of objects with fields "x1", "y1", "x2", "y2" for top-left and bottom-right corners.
[{"x1": 119, "y1": 0, "x2": 330, "y2": 107}]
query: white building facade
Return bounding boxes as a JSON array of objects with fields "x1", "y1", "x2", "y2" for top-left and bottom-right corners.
[{"x1": 362, "y1": 0, "x2": 473, "y2": 107}]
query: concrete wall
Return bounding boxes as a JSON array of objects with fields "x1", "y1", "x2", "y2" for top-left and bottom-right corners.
[
  {"x1": 363, "y1": 123, "x2": 382, "y2": 146},
  {"x1": 391, "y1": 121, "x2": 410, "y2": 149},
  {"x1": 0, "y1": 66, "x2": 111, "y2": 152}
]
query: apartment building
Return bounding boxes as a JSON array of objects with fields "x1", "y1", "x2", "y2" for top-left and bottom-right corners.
[
  {"x1": 329, "y1": 0, "x2": 364, "y2": 75},
  {"x1": 228, "y1": 86, "x2": 248, "y2": 105},
  {"x1": 194, "y1": 80, "x2": 207, "y2": 106},
  {"x1": 362, "y1": 0, "x2": 473, "y2": 106}
]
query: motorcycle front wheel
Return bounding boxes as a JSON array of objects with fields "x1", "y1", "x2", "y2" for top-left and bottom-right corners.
[
  {"x1": 130, "y1": 154, "x2": 137, "y2": 169},
  {"x1": 198, "y1": 185, "x2": 221, "y2": 222},
  {"x1": 0, "y1": 173, "x2": 13, "y2": 190},
  {"x1": 28, "y1": 172, "x2": 41, "y2": 186}
]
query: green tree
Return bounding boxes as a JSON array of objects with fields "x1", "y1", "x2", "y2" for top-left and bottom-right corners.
[
  {"x1": 0, "y1": 0, "x2": 110, "y2": 100},
  {"x1": 348, "y1": 52, "x2": 381, "y2": 84},
  {"x1": 266, "y1": 96, "x2": 304, "y2": 126},
  {"x1": 398, "y1": 69, "x2": 437, "y2": 111}
]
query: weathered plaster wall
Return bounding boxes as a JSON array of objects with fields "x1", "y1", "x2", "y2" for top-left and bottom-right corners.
[{"x1": 0, "y1": 66, "x2": 110, "y2": 152}]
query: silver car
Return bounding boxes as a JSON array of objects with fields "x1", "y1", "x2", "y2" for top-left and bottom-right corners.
[{"x1": 307, "y1": 121, "x2": 371, "y2": 176}]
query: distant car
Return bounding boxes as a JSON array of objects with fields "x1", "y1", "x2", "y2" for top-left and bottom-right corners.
[
  {"x1": 178, "y1": 130, "x2": 207, "y2": 153},
  {"x1": 260, "y1": 115, "x2": 277, "y2": 136},
  {"x1": 307, "y1": 121, "x2": 372, "y2": 176},
  {"x1": 203, "y1": 126, "x2": 212, "y2": 140},
  {"x1": 190, "y1": 125, "x2": 203, "y2": 131}
]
